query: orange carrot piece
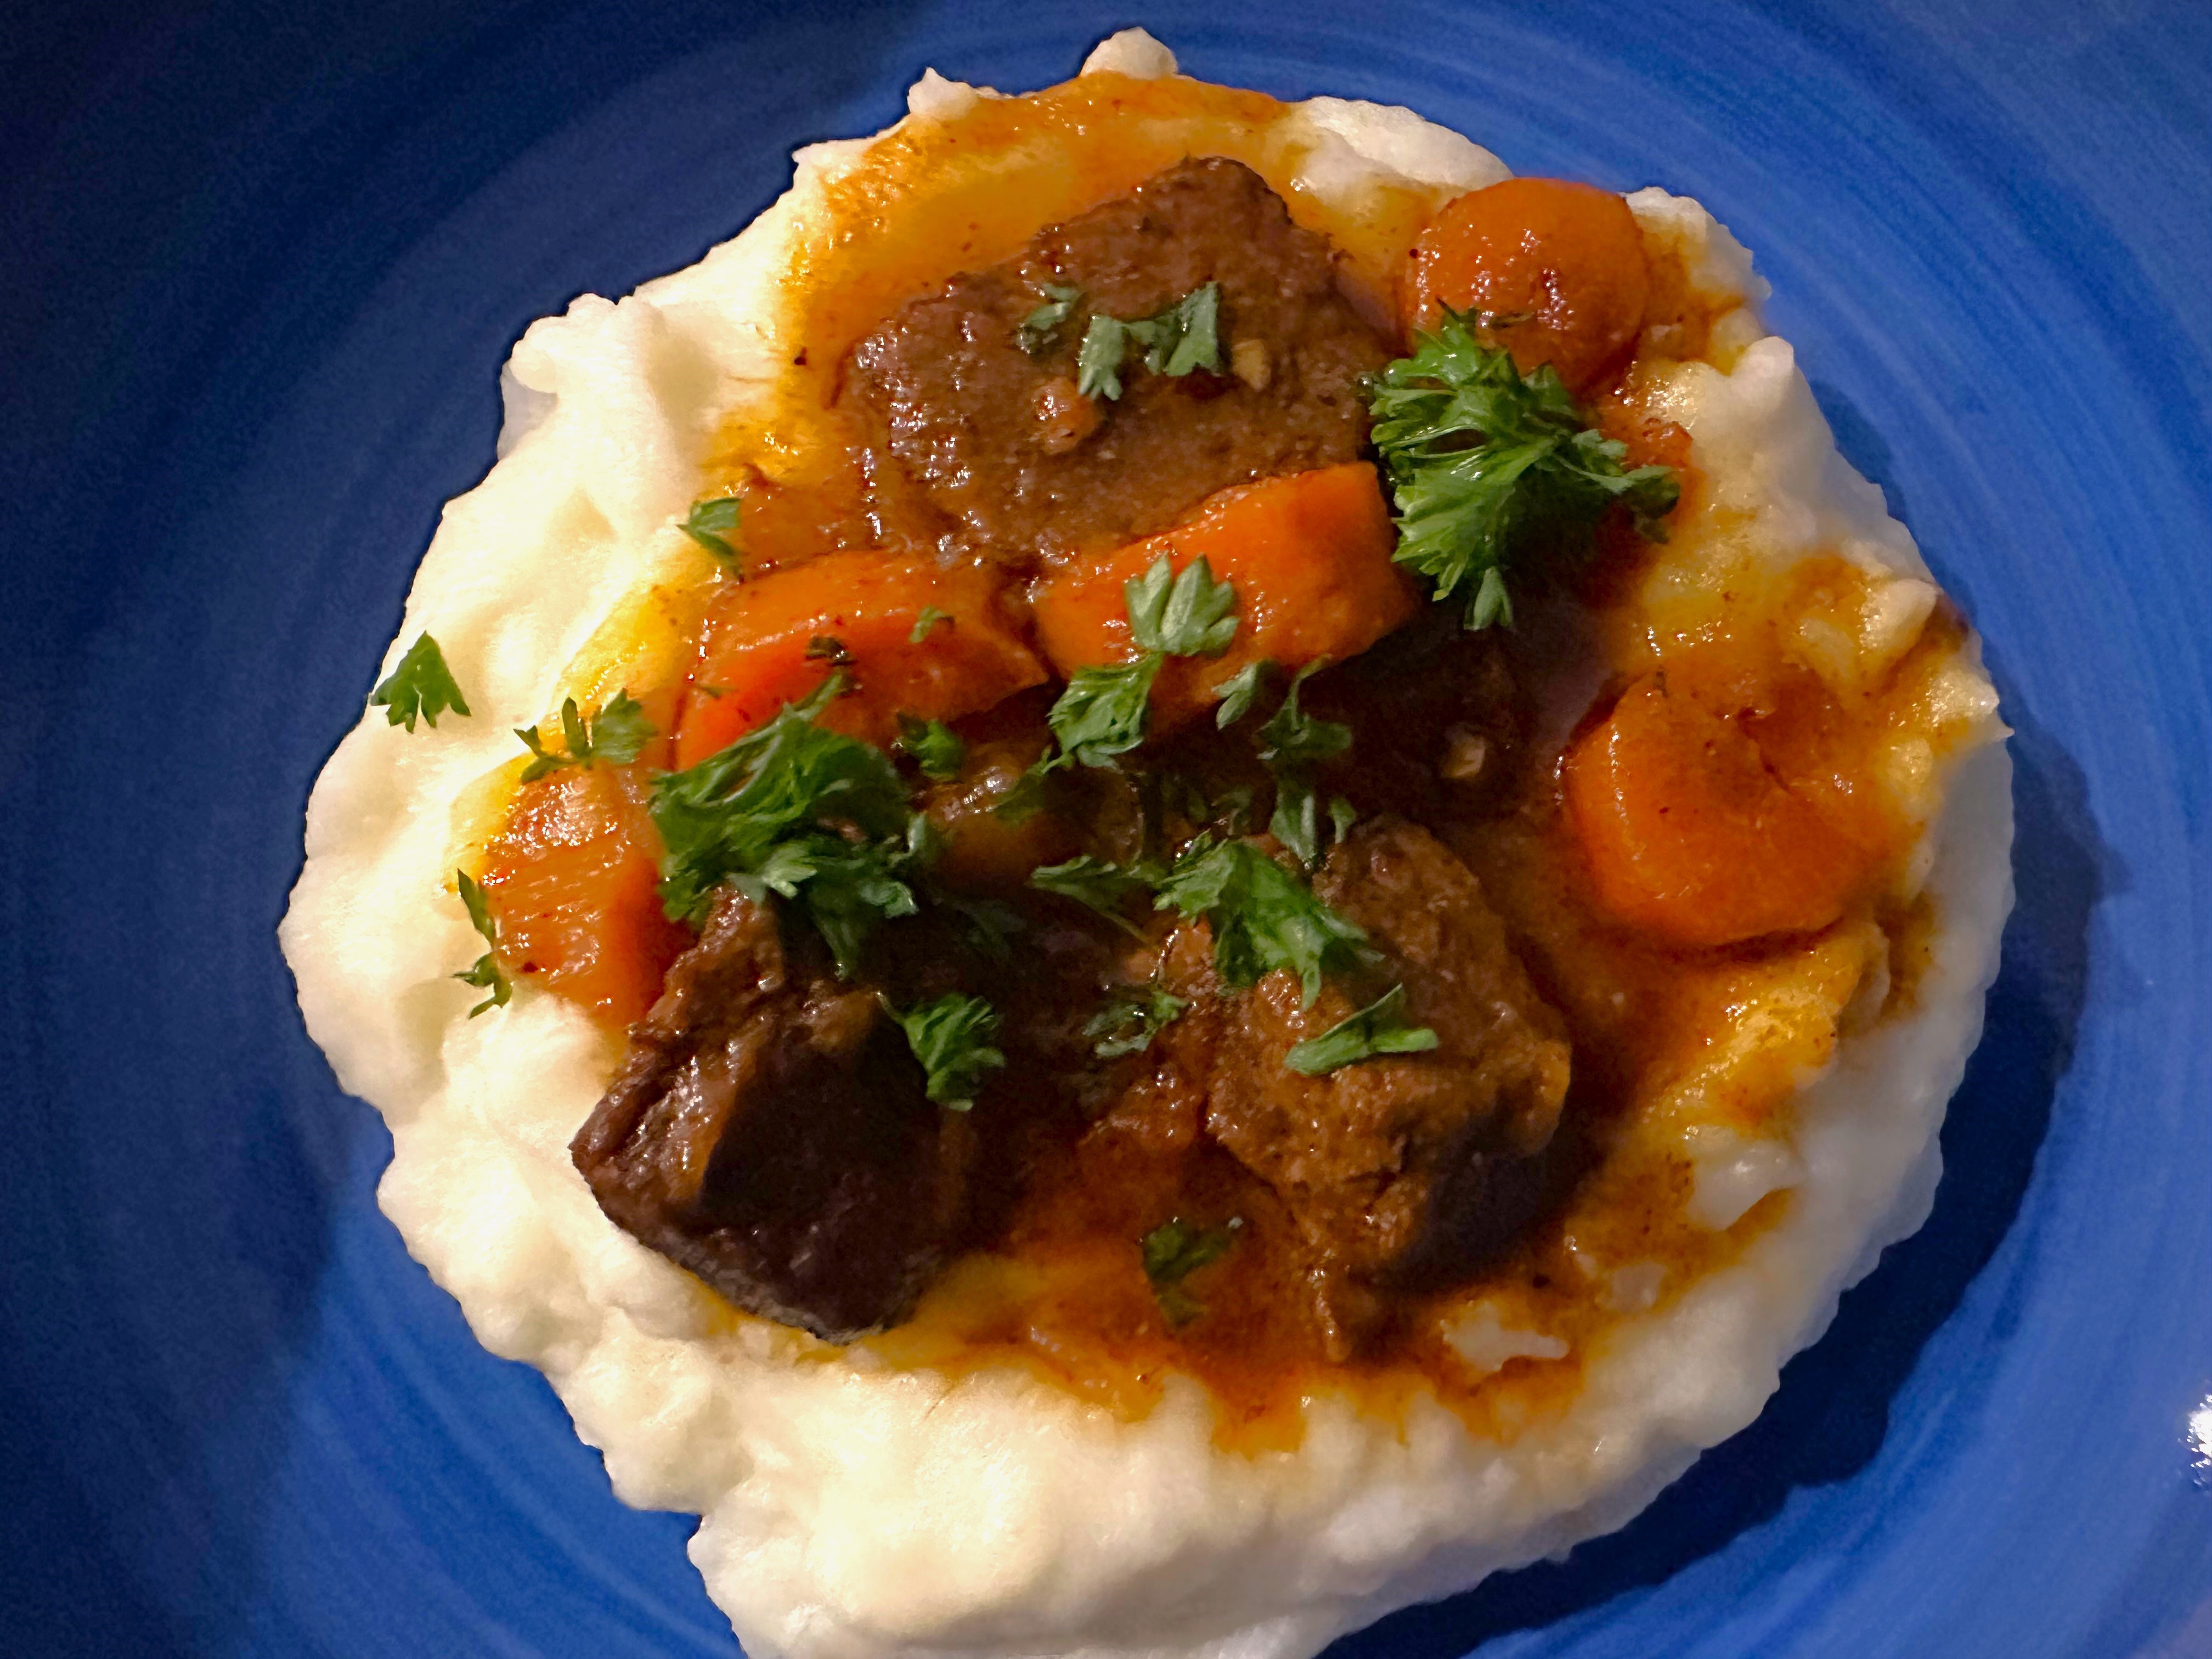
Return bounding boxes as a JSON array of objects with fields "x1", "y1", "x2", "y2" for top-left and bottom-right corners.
[
  {"x1": 1564, "y1": 672, "x2": 1876, "y2": 948},
  {"x1": 1030, "y1": 464, "x2": 1417, "y2": 731},
  {"x1": 481, "y1": 765, "x2": 689, "y2": 1029},
  {"x1": 1399, "y1": 178, "x2": 1650, "y2": 393},
  {"x1": 675, "y1": 553, "x2": 1046, "y2": 768}
]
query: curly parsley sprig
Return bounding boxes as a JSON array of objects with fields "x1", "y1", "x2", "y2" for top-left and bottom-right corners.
[{"x1": 1365, "y1": 309, "x2": 1679, "y2": 628}]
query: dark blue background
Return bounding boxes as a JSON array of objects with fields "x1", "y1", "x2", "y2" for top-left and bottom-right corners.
[{"x1": 3, "y1": 2, "x2": 2207, "y2": 1655}]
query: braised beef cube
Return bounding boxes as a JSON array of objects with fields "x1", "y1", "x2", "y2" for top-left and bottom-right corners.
[
  {"x1": 845, "y1": 157, "x2": 1389, "y2": 565},
  {"x1": 571, "y1": 891, "x2": 972, "y2": 1342},
  {"x1": 1193, "y1": 821, "x2": 1570, "y2": 1357}
]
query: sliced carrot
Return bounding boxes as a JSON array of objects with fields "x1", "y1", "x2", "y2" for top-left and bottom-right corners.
[
  {"x1": 481, "y1": 764, "x2": 689, "y2": 1029},
  {"x1": 1400, "y1": 178, "x2": 1650, "y2": 393},
  {"x1": 675, "y1": 553, "x2": 1046, "y2": 767},
  {"x1": 1563, "y1": 670, "x2": 1877, "y2": 948},
  {"x1": 1030, "y1": 464, "x2": 1418, "y2": 731}
]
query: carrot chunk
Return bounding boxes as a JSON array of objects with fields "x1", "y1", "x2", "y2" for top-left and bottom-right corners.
[
  {"x1": 1399, "y1": 178, "x2": 1650, "y2": 393},
  {"x1": 1564, "y1": 671, "x2": 1876, "y2": 947},
  {"x1": 675, "y1": 553, "x2": 1046, "y2": 767},
  {"x1": 1031, "y1": 464, "x2": 1418, "y2": 730},
  {"x1": 480, "y1": 765, "x2": 689, "y2": 1028}
]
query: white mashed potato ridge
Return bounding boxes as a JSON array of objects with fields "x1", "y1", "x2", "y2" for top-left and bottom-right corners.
[{"x1": 281, "y1": 30, "x2": 2011, "y2": 1659}]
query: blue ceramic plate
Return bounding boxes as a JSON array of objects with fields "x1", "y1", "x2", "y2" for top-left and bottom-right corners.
[{"x1": 3, "y1": 2, "x2": 2207, "y2": 1654}]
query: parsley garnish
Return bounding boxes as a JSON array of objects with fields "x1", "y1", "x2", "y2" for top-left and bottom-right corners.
[
  {"x1": 887, "y1": 992, "x2": 1006, "y2": 1109},
  {"x1": 1018, "y1": 282, "x2": 1085, "y2": 357},
  {"x1": 452, "y1": 870, "x2": 510, "y2": 1017},
  {"x1": 1077, "y1": 282, "x2": 1224, "y2": 400},
  {"x1": 895, "y1": 714, "x2": 966, "y2": 781},
  {"x1": 805, "y1": 635, "x2": 854, "y2": 666},
  {"x1": 1284, "y1": 983, "x2": 1438, "y2": 1075},
  {"x1": 1365, "y1": 309, "x2": 1680, "y2": 628},
  {"x1": 1212, "y1": 659, "x2": 1274, "y2": 727},
  {"x1": 1140, "y1": 1215, "x2": 1243, "y2": 1327},
  {"x1": 680, "y1": 495, "x2": 743, "y2": 566},
  {"x1": 909, "y1": 606, "x2": 951, "y2": 644},
  {"x1": 650, "y1": 675, "x2": 924, "y2": 974},
  {"x1": 1085, "y1": 982, "x2": 1187, "y2": 1059},
  {"x1": 369, "y1": 633, "x2": 470, "y2": 733},
  {"x1": 516, "y1": 691, "x2": 654, "y2": 783},
  {"x1": 1126, "y1": 554, "x2": 1238, "y2": 657},
  {"x1": 995, "y1": 554, "x2": 1243, "y2": 819},
  {"x1": 1029, "y1": 854, "x2": 1162, "y2": 934},
  {"x1": 1256, "y1": 662, "x2": 1356, "y2": 867},
  {"x1": 1154, "y1": 836, "x2": 1373, "y2": 1005}
]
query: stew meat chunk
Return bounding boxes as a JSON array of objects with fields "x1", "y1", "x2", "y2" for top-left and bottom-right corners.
[
  {"x1": 571, "y1": 891, "x2": 972, "y2": 1341},
  {"x1": 846, "y1": 157, "x2": 1390, "y2": 565},
  {"x1": 1169, "y1": 822, "x2": 1571, "y2": 1357}
]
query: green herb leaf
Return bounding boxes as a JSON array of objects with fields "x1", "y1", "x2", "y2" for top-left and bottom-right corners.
[
  {"x1": 452, "y1": 870, "x2": 510, "y2": 1016},
  {"x1": 1084, "y1": 982, "x2": 1187, "y2": 1059},
  {"x1": 369, "y1": 633, "x2": 471, "y2": 733},
  {"x1": 805, "y1": 634, "x2": 854, "y2": 666},
  {"x1": 1365, "y1": 309, "x2": 1680, "y2": 628},
  {"x1": 1125, "y1": 553, "x2": 1239, "y2": 657},
  {"x1": 1127, "y1": 281, "x2": 1222, "y2": 377},
  {"x1": 896, "y1": 713, "x2": 967, "y2": 781},
  {"x1": 1076, "y1": 283, "x2": 1226, "y2": 401},
  {"x1": 1284, "y1": 983, "x2": 1439, "y2": 1075},
  {"x1": 515, "y1": 690, "x2": 656, "y2": 783},
  {"x1": 1018, "y1": 282, "x2": 1085, "y2": 356},
  {"x1": 888, "y1": 992, "x2": 1006, "y2": 1109},
  {"x1": 909, "y1": 605, "x2": 951, "y2": 644},
  {"x1": 1077, "y1": 314, "x2": 1131, "y2": 400},
  {"x1": 1154, "y1": 837, "x2": 1373, "y2": 1005},
  {"x1": 1030, "y1": 854, "x2": 1163, "y2": 933},
  {"x1": 1212, "y1": 659, "x2": 1274, "y2": 727},
  {"x1": 1048, "y1": 656, "x2": 1160, "y2": 769},
  {"x1": 1140, "y1": 1214, "x2": 1243, "y2": 1327},
  {"x1": 1256, "y1": 663, "x2": 1354, "y2": 867},
  {"x1": 651, "y1": 674, "x2": 921, "y2": 972},
  {"x1": 681, "y1": 495, "x2": 743, "y2": 566}
]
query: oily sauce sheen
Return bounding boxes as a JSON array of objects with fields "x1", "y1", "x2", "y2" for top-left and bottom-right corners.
[{"x1": 482, "y1": 136, "x2": 1961, "y2": 1445}]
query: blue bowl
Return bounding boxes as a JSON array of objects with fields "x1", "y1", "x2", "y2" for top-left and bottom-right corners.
[{"x1": 3, "y1": 2, "x2": 2207, "y2": 1655}]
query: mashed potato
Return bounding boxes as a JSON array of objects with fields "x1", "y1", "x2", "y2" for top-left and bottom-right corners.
[{"x1": 281, "y1": 31, "x2": 2009, "y2": 1659}]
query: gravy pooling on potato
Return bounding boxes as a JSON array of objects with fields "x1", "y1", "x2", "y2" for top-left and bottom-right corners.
[{"x1": 473, "y1": 155, "x2": 1948, "y2": 1421}]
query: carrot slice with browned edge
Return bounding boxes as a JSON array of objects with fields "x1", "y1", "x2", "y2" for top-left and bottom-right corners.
[
  {"x1": 480, "y1": 765, "x2": 690, "y2": 1029},
  {"x1": 675, "y1": 553, "x2": 1046, "y2": 768},
  {"x1": 1563, "y1": 670, "x2": 1877, "y2": 948},
  {"x1": 1398, "y1": 178, "x2": 1650, "y2": 394},
  {"x1": 1030, "y1": 463, "x2": 1418, "y2": 731}
]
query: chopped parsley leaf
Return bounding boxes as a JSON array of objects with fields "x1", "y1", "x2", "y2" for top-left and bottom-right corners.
[
  {"x1": 1076, "y1": 283, "x2": 1224, "y2": 400},
  {"x1": 1125, "y1": 552, "x2": 1238, "y2": 658},
  {"x1": 516, "y1": 690, "x2": 654, "y2": 783},
  {"x1": 805, "y1": 634, "x2": 854, "y2": 665},
  {"x1": 650, "y1": 674, "x2": 923, "y2": 974},
  {"x1": 1029, "y1": 854, "x2": 1162, "y2": 934},
  {"x1": 887, "y1": 992, "x2": 1006, "y2": 1110},
  {"x1": 1211, "y1": 659, "x2": 1274, "y2": 727},
  {"x1": 680, "y1": 495, "x2": 743, "y2": 566},
  {"x1": 895, "y1": 713, "x2": 966, "y2": 781},
  {"x1": 1365, "y1": 309, "x2": 1679, "y2": 628},
  {"x1": 909, "y1": 605, "x2": 951, "y2": 644},
  {"x1": 1049, "y1": 656, "x2": 1161, "y2": 769},
  {"x1": 369, "y1": 633, "x2": 470, "y2": 732},
  {"x1": 1018, "y1": 282, "x2": 1084, "y2": 356},
  {"x1": 1140, "y1": 1215, "x2": 1243, "y2": 1327},
  {"x1": 452, "y1": 870, "x2": 510, "y2": 1017},
  {"x1": 1256, "y1": 663, "x2": 1355, "y2": 867},
  {"x1": 1084, "y1": 982, "x2": 1187, "y2": 1060},
  {"x1": 1154, "y1": 836, "x2": 1373, "y2": 1005},
  {"x1": 1284, "y1": 983, "x2": 1438, "y2": 1075}
]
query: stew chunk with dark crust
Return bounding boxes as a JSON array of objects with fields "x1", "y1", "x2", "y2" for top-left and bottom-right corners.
[
  {"x1": 845, "y1": 157, "x2": 1390, "y2": 565},
  {"x1": 1188, "y1": 821, "x2": 1571, "y2": 1357},
  {"x1": 571, "y1": 891, "x2": 973, "y2": 1342}
]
